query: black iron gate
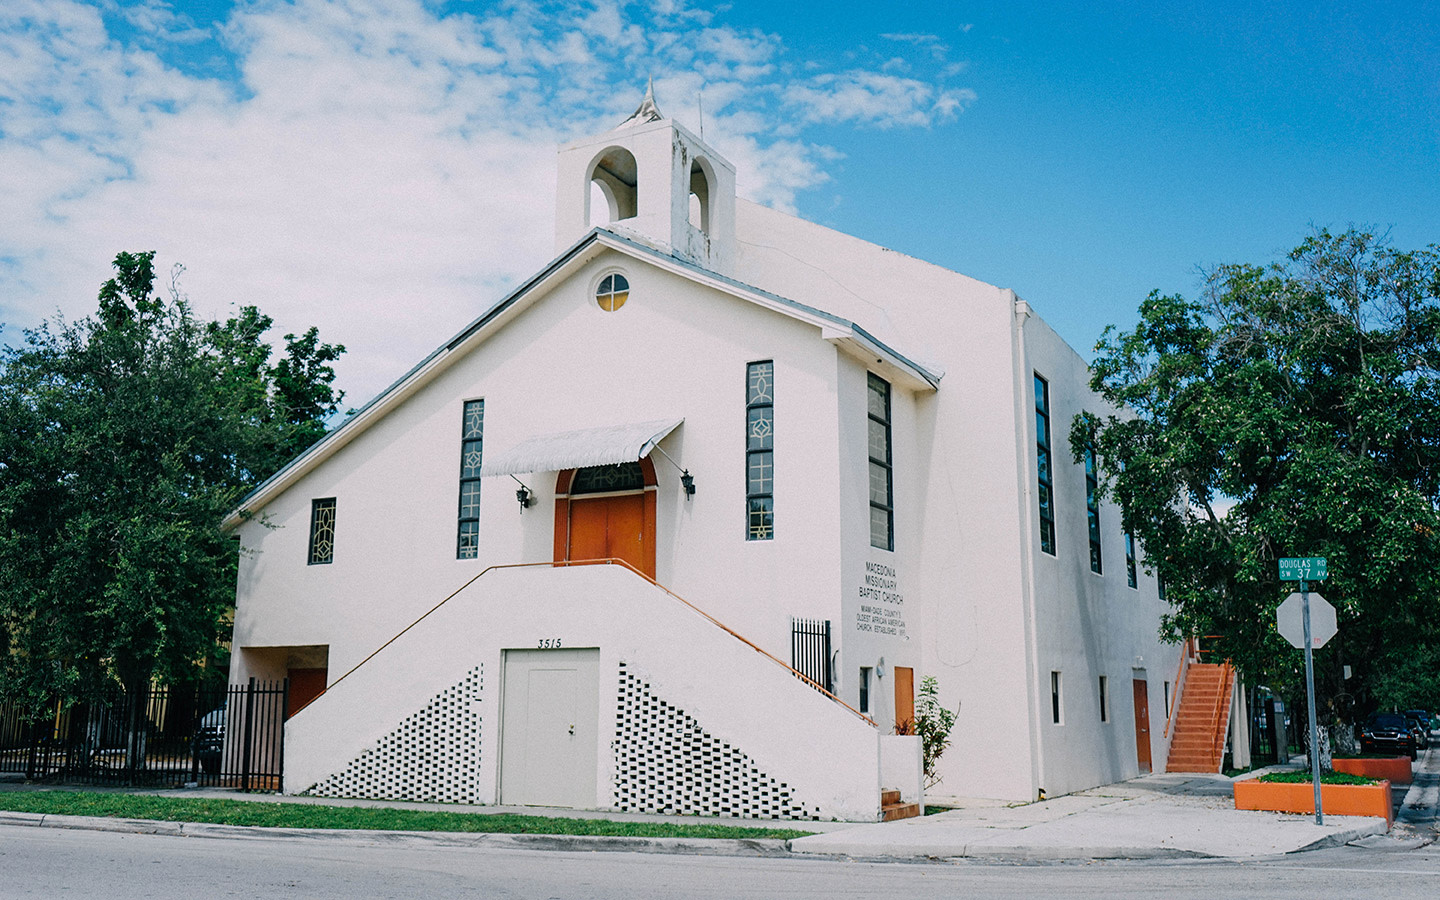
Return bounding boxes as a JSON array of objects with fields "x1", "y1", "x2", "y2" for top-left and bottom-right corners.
[
  {"x1": 1248, "y1": 691, "x2": 1289, "y2": 767},
  {"x1": 790, "y1": 617, "x2": 833, "y2": 693},
  {"x1": 0, "y1": 678, "x2": 287, "y2": 791}
]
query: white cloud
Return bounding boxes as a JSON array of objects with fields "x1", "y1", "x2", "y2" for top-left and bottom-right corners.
[
  {"x1": 783, "y1": 71, "x2": 975, "y2": 128},
  {"x1": 0, "y1": 0, "x2": 973, "y2": 404},
  {"x1": 118, "y1": 0, "x2": 210, "y2": 44},
  {"x1": 879, "y1": 31, "x2": 949, "y2": 60}
]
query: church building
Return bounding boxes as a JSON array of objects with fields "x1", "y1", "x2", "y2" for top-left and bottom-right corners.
[{"x1": 223, "y1": 88, "x2": 1184, "y2": 821}]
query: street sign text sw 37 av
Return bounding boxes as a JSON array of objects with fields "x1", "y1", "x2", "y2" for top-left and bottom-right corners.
[{"x1": 1278, "y1": 557, "x2": 1327, "y2": 582}]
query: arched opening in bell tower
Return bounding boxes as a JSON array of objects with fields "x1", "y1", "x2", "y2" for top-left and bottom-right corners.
[
  {"x1": 586, "y1": 146, "x2": 639, "y2": 227},
  {"x1": 688, "y1": 157, "x2": 714, "y2": 234}
]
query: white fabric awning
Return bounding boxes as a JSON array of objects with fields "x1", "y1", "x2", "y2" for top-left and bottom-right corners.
[{"x1": 480, "y1": 418, "x2": 683, "y2": 477}]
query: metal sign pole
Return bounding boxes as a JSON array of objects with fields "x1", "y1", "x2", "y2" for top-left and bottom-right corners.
[{"x1": 1302, "y1": 579, "x2": 1323, "y2": 825}]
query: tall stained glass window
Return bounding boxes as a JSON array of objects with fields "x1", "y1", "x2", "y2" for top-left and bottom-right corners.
[
  {"x1": 1085, "y1": 442, "x2": 1102, "y2": 574},
  {"x1": 868, "y1": 373, "x2": 893, "y2": 551},
  {"x1": 746, "y1": 361, "x2": 774, "y2": 540},
  {"x1": 457, "y1": 399, "x2": 484, "y2": 559},
  {"x1": 1035, "y1": 374, "x2": 1056, "y2": 555},
  {"x1": 308, "y1": 498, "x2": 335, "y2": 565}
]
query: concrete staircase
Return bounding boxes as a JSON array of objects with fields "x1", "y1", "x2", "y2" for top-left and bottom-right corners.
[
  {"x1": 881, "y1": 788, "x2": 920, "y2": 821},
  {"x1": 1165, "y1": 663, "x2": 1235, "y2": 773}
]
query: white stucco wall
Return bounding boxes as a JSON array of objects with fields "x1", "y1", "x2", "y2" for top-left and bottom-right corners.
[
  {"x1": 733, "y1": 203, "x2": 1044, "y2": 802},
  {"x1": 233, "y1": 247, "x2": 864, "y2": 690},
  {"x1": 284, "y1": 563, "x2": 881, "y2": 821},
  {"x1": 1018, "y1": 311, "x2": 1180, "y2": 797},
  {"x1": 555, "y1": 118, "x2": 737, "y2": 274},
  {"x1": 232, "y1": 125, "x2": 1179, "y2": 809}
]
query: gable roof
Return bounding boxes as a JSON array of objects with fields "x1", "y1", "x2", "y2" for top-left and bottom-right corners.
[{"x1": 222, "y1": 227, "x2": 942, "y2": 530}]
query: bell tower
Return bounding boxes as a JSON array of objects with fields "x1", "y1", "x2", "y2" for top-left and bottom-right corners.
[{"x1": 555, "y1": 82, "x2": 737, "y2": 275}]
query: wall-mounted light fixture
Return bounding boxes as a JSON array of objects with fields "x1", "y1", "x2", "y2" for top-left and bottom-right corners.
[
  {"x1": 511, "y1": 475, "x2": 535, "y2": 511},
  {"x1": 653, "y1": 444, "x2": 696, "y2": 500}
]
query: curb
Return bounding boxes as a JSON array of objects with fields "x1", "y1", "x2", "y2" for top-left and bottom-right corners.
[
  {"x1": 0, "y1": 811, "x2": 791, "y2": 858},
  {"x1": 1291, "y1": 821, "x2": 1394, "y2": 853},
  {"x1": 0, "y1": 808, "x2": 1392, "y2": 862},
  {"x1": 790, "y1": 843, "x2": 1214, "y2": 861},
  {"x1": 1, "y1": 809, "x2": 1212, "y2": 861}
]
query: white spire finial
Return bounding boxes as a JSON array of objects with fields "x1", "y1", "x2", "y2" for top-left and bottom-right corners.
[{"x1": 616, "y1": 78, "x2": 664, "y2": 128}]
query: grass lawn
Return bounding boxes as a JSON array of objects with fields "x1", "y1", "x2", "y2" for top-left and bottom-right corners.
[{"x1": 0, "y1": 791, "x2": 815, "y2": 840}]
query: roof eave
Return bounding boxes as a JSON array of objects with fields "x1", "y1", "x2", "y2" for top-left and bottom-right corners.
[{"x1": 221, "y1": 231, "x2": 611, "y2": 530}]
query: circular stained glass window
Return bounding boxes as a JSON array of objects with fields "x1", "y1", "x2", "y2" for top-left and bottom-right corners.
[{"x1": 596, "y1": 273, "x2": 629, "y2": 311}]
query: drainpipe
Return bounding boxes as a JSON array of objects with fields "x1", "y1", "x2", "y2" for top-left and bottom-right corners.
[{"x1": 1012, "y1": 294, "x2": 1048, "y2": 800}]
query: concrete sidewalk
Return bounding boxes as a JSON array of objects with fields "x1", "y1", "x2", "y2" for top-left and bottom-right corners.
[
  {"x1": 791, "y1": 772, "x2": 1392, "y2": 860},
  {"x1": 1, "y1": 766, "x2": 1417, "y2": 861}
]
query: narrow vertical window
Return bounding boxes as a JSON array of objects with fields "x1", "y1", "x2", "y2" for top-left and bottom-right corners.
[
  {"x1": 1125, "y1": 532, "x2": 1138, "y2": 588},
  {"x1": 308, "y1": 498, "x2": 336, "y2": 565},
  {"x1": 1035, "y1": 374, "x2": 1056, "y2": 555},
  {"x1": 1098, "y1": 675, "x2": 1110, "y2": 723},
  {"x1": 867, "y1": 373, "x2": 894, "y2": 551},
  {"x1": 1084, "y1": 442, "x2": 1102, "y2": 574},
  {"x1": 1157, "y1": 572, "x2": 1166, "y2": 602},
  {"x1": 1164, "y1": 680, "x2": 1172, "y2": 718},
  {"x1": 1050, "y1": 671, "x2": 1063, "y2": 724},
  {"x1": 746, "y1": 361, "x2": 774, "y2": 540},
  {"x1": 859, "y1": 667, "x2": 872, "y2": 715},
  {"x1": 456, "y1": 399, "x2": 484, "y2": 559}
]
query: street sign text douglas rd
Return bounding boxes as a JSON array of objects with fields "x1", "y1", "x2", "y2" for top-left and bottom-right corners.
[{"x1": 1279, "y1": 557, "x2": 1327, "y2": 582}]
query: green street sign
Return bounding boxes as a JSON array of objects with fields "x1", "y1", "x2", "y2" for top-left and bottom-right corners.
[{"x1": 1279, "y1": 557, "x2": 1327, "y2": 582}]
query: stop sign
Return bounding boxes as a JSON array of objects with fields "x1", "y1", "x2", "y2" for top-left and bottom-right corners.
[{"x1": 1276, "y1": 592, "x2": 1338, "y2": 649}]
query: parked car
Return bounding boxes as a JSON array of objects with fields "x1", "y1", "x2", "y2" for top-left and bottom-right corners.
[
  {"x1": 1405, "y1": 709, "x2": 1434, "y2": 732},
  {"x1": 1406, "y1": 715, "x2": 1430, "y2": 750},
  {"x1": 195, "y1": 706, "x2": 225, "y2": 774},
  {"x1": 1358, "y1": 712, "x2": 1418, "y2": 760}
]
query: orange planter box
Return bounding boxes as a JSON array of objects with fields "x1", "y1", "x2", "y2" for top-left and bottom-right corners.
[
  {"x1": 1332, "y1": 756, "x2": 1412, "y2": 785},
  {"x1": 1233, "y1": 779, "x2": 1393, "y2": 829}
]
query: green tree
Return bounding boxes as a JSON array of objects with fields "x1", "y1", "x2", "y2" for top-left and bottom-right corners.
[
  {"x1": 0, "y1": 251, "x2": 344, "y2": 712},
  {"x1": 1076, "y1": 228, "x2": 1440, "y2": 718}
]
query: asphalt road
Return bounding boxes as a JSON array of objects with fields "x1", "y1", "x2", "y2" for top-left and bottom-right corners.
[{"x1": 2, "y1": 825, "x2": 1437, "y2": 900}]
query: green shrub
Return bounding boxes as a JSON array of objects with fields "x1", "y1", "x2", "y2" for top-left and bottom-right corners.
[
  {"x1": 1256, "y1": 770, "x2": 1378, "y2": 785},
  {"x1": 914, "y1": 675, "x2": 958, "y2": 788}
]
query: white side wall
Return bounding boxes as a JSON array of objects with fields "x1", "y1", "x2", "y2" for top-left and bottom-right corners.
[
  {"x1": 1019, "y1": 311, "x2": 1181, "y2": 797},
  {"x1": 734, "y1": 203, "x2": 1044, "y2": 802}
]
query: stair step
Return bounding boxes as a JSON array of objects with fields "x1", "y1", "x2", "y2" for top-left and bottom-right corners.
[
  {"x1": 880, "y1": 789, "x2": 901, "y2": 806},
  {"x1": 881, "y1": 802, "x2": 921, "y2": 822},
  {"x1": 1164, "y1": 662, "x2": 1236, "y2": 775}
]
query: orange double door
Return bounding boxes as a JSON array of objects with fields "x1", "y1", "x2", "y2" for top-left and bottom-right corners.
[{"x1": 568, "y1": 493, "x2": 645, "y2": 567}]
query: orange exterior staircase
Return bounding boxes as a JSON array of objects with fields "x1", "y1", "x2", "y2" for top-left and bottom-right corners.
[{"x1": 1165, "y1": 661, "x2": 1235, "y2": 773}]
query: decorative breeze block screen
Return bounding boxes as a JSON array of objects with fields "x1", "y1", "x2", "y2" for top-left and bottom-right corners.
[
  {"x1": 613, "y1": 663, "x2": 820, "y2": 819},
  {"x1": 307, "y1": 664, "x2": 484, "y2": 804}
]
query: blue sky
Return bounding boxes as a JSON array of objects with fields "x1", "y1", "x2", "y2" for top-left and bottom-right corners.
[{"x1": 3, "y1": 0, "x2": 1437, "y2": 403}]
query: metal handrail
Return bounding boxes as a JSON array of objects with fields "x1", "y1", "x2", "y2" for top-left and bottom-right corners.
[
  {"x1": 1162, "y1": 637, "x2": 1196, "y2": 739},
  {"x1": 292, "y1": 558, "x2": 877, "y2": 727},
  {"x1": 1209, "y1": 660, "x2": 1235, "y2": 766}
]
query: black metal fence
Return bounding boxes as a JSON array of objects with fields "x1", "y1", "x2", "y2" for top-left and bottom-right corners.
[
  {"x1": 0, "y1": 678, "x2": 287, "y2": 791},
  {"x1": 790, "y1": 617, "x2": 833, "y2": 693}
]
